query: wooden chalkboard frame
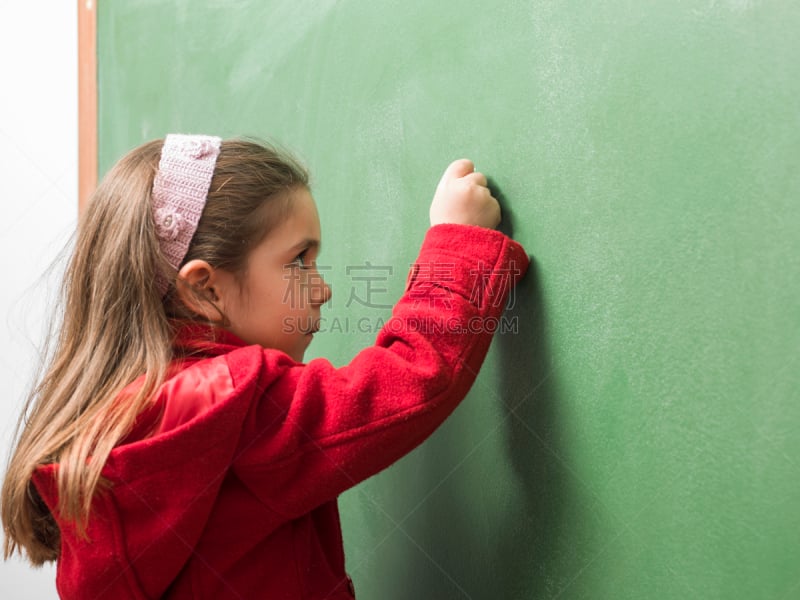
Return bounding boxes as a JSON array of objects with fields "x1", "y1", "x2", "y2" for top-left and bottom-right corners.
[{"x1": 78, "y1": 0, "x2": 97, "y2": 211}]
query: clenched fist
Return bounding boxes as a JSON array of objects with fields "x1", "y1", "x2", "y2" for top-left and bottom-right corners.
[{"x1": 429, "y1": 159, "x2": 501, "y2": 230}]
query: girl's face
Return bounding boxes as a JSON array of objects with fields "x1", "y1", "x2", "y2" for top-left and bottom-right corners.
[{"x1": 221, "y1": 187, "x2": 331, "y2": 361}]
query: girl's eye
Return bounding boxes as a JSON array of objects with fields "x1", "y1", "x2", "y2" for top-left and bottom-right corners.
[{"x1": 291, "y1": 250, "x2": 309, "y2": 269}]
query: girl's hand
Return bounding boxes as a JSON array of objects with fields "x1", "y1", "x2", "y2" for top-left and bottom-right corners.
[{"x1": 429, "y1": 159, "x2": 501, "y2": 229}]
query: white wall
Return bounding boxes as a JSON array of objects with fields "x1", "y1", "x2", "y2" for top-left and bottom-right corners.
[{"x1": 0, "y1": 2, "x2": 77, "y2": 597}]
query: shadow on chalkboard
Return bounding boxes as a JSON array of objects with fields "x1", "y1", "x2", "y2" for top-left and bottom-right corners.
[
  {"x1": 484, "y1": 180, "x2": 566, "y2": 596},
  {"x1": 494, "y1": 256, "x2": 566, "y2": 599},
  {"x1": 491, "y1": 177, "x2": 515, "y2": 241}
]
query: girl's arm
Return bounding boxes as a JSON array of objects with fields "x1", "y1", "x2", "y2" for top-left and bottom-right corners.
[{"x1": 231, "y1": 160, "x2": 528, "y2": 518}]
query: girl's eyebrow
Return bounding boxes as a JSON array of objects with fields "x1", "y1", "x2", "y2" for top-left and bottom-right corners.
[{"x1": 288, "y1": 238, "x2": 321, "y2": 253}]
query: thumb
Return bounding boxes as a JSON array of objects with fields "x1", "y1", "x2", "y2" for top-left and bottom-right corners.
[{"x1": 438, "y1": 159, "x2": 474, "y2": 186}]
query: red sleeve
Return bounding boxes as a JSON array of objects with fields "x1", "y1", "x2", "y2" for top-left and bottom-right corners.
[{"x1": 231, "y1": 223, "x2": 529, "y2": 519}]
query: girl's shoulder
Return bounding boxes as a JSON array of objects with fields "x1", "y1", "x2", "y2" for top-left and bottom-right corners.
[{"x1": 123, "y1": 342, "x2": 299, "y2": 446}]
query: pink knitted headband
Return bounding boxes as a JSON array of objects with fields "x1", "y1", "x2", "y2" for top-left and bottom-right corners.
[{"x1": 151, "y1": 133, "x2": 222, "y2": 295}]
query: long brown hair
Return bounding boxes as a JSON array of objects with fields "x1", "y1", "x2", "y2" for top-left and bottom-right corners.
[{"x1": 1, "y1": 137, "x2": 308, "y2": 564}]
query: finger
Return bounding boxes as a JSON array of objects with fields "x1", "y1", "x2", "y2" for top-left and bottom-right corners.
[
  {"x1": 439, "y1": 159, "x2": 474, "y2": 184},
  {"x1": 463, "y1": 171, "x2": 488, "y2": 187}
]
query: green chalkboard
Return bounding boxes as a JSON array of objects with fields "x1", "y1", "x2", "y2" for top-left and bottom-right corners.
[{"x1": 98, "y1": 1, "x2": 800, "y2": 598}]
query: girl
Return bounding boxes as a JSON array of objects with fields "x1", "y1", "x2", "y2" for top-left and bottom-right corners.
[{"x1": 2, "y1": 134, "x2": 528, "y2": 599}]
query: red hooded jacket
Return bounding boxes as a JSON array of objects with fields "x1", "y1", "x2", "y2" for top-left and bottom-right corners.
[{"x1": 33, "y1": 224, "x2": 529, "y2": 599}]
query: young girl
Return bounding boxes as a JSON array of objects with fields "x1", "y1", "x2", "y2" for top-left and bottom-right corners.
[{"x1": 2, "y1": 134, "x2": 528, "y2": 599}]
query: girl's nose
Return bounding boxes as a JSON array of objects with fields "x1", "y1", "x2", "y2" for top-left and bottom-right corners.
[{"x1": 310, "y1": 277, "x2": 332, "y2": 306}]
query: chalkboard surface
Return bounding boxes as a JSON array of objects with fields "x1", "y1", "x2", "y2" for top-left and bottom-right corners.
[{"x1": 98, "y1": 2, "x2": 800, "y2": 598}]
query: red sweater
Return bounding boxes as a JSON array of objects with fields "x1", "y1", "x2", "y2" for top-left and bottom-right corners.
[{"x1": 33, "y1": 224, "x2": 529, "y2": 599}]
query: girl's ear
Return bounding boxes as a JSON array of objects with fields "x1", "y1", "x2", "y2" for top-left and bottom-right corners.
[{"x1": 175, "y1": 259, "x2": 231, "y2": 322}]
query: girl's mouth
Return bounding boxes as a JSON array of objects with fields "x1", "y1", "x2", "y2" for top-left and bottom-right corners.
[{"x1": 301, "y1": 318, "x2": 321, "y2": 335}]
